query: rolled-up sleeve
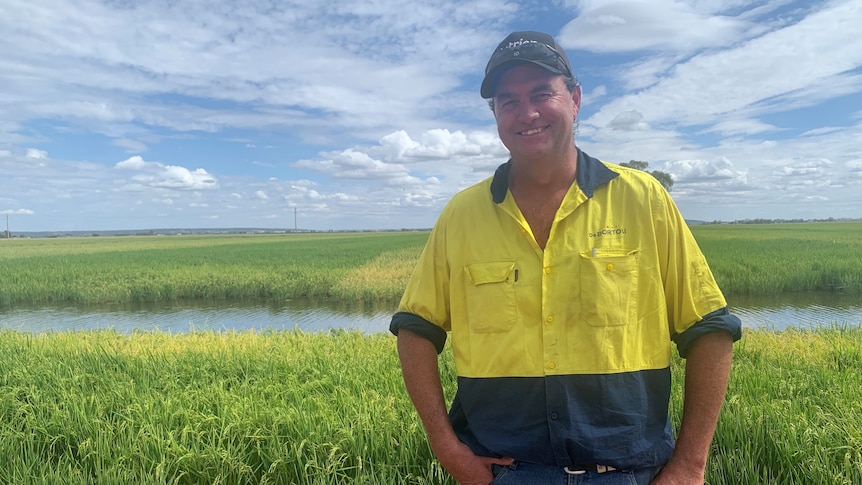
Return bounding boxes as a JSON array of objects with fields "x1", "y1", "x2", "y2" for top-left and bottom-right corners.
[
  {"x1": 672, "y1": 307, "x2": 742, "y2": 358},
  {"x1": 389, "y1": 312, "x2": 448, "y2": 354}
]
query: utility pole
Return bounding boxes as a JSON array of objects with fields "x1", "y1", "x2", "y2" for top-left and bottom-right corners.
[
  {"x1": 4, "y1": 214, "x2": 8, "y2": 239},
  {"x1": 294, "y1": 207, "x2": 297, "y2": 232}
]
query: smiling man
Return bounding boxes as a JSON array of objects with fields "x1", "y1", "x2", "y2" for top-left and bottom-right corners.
[{"x1": 390, "y1": 31, "x2": 742, "y2": 485}]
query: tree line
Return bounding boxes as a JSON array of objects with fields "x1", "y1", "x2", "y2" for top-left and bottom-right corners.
[{"x1": 619, "y1": 160, "x2": 674, "y2": 192}]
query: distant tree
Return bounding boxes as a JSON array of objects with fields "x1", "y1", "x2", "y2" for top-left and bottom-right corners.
[
  {"x1": 649, "y1": 171, "x2": 674, "y2": 192},
  {"x1": 621, "y1": 160, "x2": 650, "y2": 171},
  {"x1": 620, "y1": 160, "x2": 674, "y2": 192}
]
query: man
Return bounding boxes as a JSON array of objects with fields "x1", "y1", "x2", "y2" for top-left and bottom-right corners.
[{"x1": 390, "y1": 31, "x2": 742, "y2": 485}]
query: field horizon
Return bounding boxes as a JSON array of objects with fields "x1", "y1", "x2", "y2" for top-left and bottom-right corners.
[{"x1": 4, "y1": 216, "x2": 860, "y2": 240}]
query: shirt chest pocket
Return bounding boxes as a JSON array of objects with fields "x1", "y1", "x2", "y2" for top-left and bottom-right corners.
[
  {"x1": 464, "y1": 261, "x2": 517, "y2": 333},
  {"x1": 579, "y1": 250, "x2": 639, "y2": 327}
]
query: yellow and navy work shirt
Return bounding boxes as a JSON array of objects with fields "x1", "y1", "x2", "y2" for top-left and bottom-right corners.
[{"x1": 390, "y1": 149, "x2": 742, "y2": 470}]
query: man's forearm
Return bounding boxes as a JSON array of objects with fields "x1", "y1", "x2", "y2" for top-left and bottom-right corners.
[
  {"x1": 673, "y1": 331, "x2": 734, "y2": 472},
  {"x1": 396, "y1": 329, "x2": 460, "y2": 451},
  {"x1": 397, "y1": 329, "x2": 512, "y2": 485}
]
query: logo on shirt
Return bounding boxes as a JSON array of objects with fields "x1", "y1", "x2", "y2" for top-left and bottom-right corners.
[{"x1": 589, "y1": 226, "x2": 627, "y2": 239}]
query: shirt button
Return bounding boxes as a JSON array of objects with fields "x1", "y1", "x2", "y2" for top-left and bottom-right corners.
[
  {"x1": 547, "y1": 362, "x2": 556, "y2": 370},
  {"x1": 606, "y1": 263, "x2": 614, "y2": 271},
  {"x1": 550, "y1": 412, "x2": 559, "y2": 420},
  {"x1": 546, "y1": 315, "x2": 554, "y2": 324},
  {"x1": 544, "y1": 266, "x2": 551, "y2": 274}
]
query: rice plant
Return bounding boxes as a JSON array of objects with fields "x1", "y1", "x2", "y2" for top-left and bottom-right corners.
[
  {"x1": 0, "y1": 233, "x2": 428, "y2": 307},
  {"x1": 0, "y1": 327, "x2": 859, "y2": 484},
  {"x1": 691, "y1": 222, "x2": 862, "y2": 295},
  {"x1": 3, "y1": 222, "x2": 861, "y2": 308}
]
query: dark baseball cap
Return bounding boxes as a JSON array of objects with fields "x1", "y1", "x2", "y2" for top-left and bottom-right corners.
[{"x1": 480, "y1": 31, "x2": 573, "y2": 99}]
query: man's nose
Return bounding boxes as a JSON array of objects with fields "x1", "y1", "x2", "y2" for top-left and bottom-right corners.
[{"x1": 516, "y1": 101, "x2": 540, "y2": 121}]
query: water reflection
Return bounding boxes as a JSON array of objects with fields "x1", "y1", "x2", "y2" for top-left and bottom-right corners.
[
  {"x1": 0, "y1": 293, "x2": 858, "y2": 334},
  {"x1": 729, "y1": 292, "x2": 861, "y2": 330},
  {"x1": 0, "y1": 298, "x2": 397, "y2": 334}
]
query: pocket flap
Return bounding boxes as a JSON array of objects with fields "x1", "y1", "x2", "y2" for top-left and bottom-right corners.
[{"x1": 465, "y1": 261, "x2": 515, "y2": 285}]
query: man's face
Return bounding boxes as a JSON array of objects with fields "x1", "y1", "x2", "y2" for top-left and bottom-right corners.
[{"x1": 492, "y1": 64, "x2": 581, "y2": 164}]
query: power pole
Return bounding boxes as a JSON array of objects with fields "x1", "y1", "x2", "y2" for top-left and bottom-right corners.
[
  {"x1": 294, "y1": 207, "x2": 297, "y2": 232},
  {"x1": 5, "y1": 214, "x2": 8, "y2": 239}
]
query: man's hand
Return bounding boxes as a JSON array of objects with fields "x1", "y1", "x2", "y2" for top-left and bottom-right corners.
[
  {"x1": 649, "y1": 456, "x2": 704, "y2": 485},
  {"x1": 435, "y1": 439, "x2": 514, "y2": 485}
]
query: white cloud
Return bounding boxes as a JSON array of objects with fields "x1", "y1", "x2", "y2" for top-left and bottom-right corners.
[
  {"x1": 611, "y1": 55, "x2": 681, "y2": 91},
  {"x1": 155, "y1": 166, "x2": 216, "y2": 189},
  {"x1": 608, "y1": 110, "x2": 649, "y2": 131},
  {"x1": 584, "y1": 85, "x2": 607, "y2": 103},
  {"x1": 665, "y1": 157, "x2": 746, "y2": 183},
  {"x1": 775, "y1": 159, "x2": 832, "y2": 177},
  {"x1": 560, "y1": 0, "x2": 759, "y2": 53},
  {"x1": 0, "y1": 1, "x2": 859, "y2": 231},
  {"x1": 26, "y1": 148, "x2": 48, "y2": 159},
  {"x1": 377, "y1": 129, "x2": 501, "y2": 162},
  {"x1": 113, "y1": 138, "x2": 148, "y2": 152},
  {"x1": 115, "y1": 156, "x2": 148, "y2": 170},
  {"x1": 1, "y1": 209, "x2": 35, "y2": 215},
  {"x1": 295, "y1": 149, "x2": 415, "y2": 183},
  {"x1": 584, "y1": 1, "x2": 862, "y2": 130},
  {"x1": 709, "y1": 119, "x2": 779, "y2": 136},
  {"x1": 114, "y1": 156, "x2": 218, "y2": 190},
  {"x1": 0, "y1": 0, "x2": 519, "y2": 143}
]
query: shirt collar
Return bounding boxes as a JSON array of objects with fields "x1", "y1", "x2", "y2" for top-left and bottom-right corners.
[{"x1": 490, "y1": 149, "x2": 619, "y2": 203}]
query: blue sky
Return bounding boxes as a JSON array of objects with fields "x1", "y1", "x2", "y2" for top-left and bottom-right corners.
[{"x1": 1, "y1": 0, "x2": 860, "y2": 232}]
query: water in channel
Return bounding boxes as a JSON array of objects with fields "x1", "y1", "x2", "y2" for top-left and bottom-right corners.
[
  {"x1": 0, "y1": 293, "x2": 859, "y2": 334},
  {"x1": 0, "y1": 298, "x2": 396, "y2": 334}
]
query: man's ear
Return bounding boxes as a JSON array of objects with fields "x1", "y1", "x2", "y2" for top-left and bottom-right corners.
[{"x1": 572, "y1": 85, "x2": 582, "y2": 117}]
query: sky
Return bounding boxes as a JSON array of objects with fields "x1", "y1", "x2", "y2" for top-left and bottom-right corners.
[{"x1": 1, "y1": 0, "x2": 861, "y2": 233}]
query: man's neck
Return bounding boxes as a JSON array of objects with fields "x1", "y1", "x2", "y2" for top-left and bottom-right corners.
[
  {"x1": 507, "y1": 148, "x2": 579, "y2": 249},
  {"x1": 508, "y1": 147, "x2": 579, "y2": 193}
]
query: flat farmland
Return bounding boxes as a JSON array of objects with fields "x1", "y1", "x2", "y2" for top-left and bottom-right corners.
[
  {"x1": 2, "y1": 222, "x2": 861, "y2": 309},
  {"x1": 0, "y1": 232, "x2": 427, "y2": 307},
  {"x1": 1, "y1": 223, "x2": 860, "y2": 483}
]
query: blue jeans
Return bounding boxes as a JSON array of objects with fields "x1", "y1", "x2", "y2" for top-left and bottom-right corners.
[{"x1": 490, "y1": 461, "x2": 662, "y2": 485}]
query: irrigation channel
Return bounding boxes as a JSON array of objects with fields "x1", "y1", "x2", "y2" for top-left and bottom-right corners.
[{"x1": 0, "y1": 293, "x2": 860, "y2": 334}]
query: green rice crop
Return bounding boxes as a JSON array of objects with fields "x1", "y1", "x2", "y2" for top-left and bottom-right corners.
[
  {"x1": 0, "y1": 330, "x2": 444, "y2": 484},
  {"x1": 2, "y1": 222, "x2": 859, "y2": 309},
  {"x1": 702, "y1": 326, "x2": 862, "y2": 484},
  {"x1": 0, "y1": 233, "x2": 426, "y2": 307},
  {"x1": 691, "y1": 222, "x2": 862, "y2": 295},
  {"x1": 0, "y1": 327, "x2": 859, "y2": 484}
]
